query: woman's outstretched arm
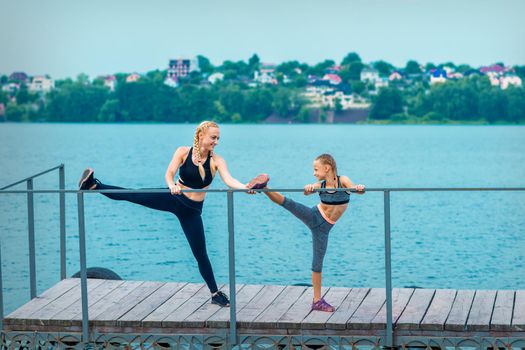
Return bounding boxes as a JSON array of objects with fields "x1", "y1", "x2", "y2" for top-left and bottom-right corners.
[{"x1": 213, "y1": 154, "x2": 249, "y2": 189}]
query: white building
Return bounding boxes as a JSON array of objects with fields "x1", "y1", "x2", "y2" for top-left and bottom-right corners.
[
  {"x1": 253, "y1": 63, "x2": 277, "y2": 85},
  {"x1": 491, "y1": 75, "x2": 523, "y2": 90},
  {"x1": 103, "y1": 75, "x2": 117, "y2": 91},
  {"x1": 208, "y1": 72, "x2": 224, "y2": 84},
  {"x1": 374, "y1": 78, "x2": 389, "y2": 90},
  {"x1": 28, "y1": 75, "x2": 54, "y2": 93},
  {"x1": 430, "y1": 69, "x2": 447, "y2": 85},
  {"x1": 167, "y1": 58, "x2": 199, "y2": 80},
  {"x1": 164, "y1": 76, "x2": 178, "y2": 88},
  {"x1": 360, "y1": 68, "x2": 380, "y2": 83},
  {"x1": 2, "y1": 83, "x2": 20, "y2": 94},
  {"x1": 303, "y1": 87, "x2": 362, "y2": 110}
]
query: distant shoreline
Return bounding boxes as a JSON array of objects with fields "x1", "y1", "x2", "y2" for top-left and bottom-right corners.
[{"x1": 1, "y1": 120, "x2": 524, "y2": 126}]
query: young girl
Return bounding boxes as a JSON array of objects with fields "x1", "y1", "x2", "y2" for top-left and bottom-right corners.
[{"x1": 262, "y1": 154, "x2": 365, "y2": 312}]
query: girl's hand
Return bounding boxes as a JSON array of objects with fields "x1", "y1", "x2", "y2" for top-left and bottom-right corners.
[
  {"x1": 169, "y1": 184, "x2": 181, "y2": 195},
  {"x1": 244, "y1": 184, "x2": 256, "y2": 195},
  {"x1": 304, "y1": 183, "x2": 316, "y2": 195},
  {"x1": 355, "y1": 184, "x2": 366, "y2": 193}
]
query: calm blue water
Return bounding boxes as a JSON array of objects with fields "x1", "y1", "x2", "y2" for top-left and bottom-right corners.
[{"x1": 1, "y1": 123, "x2": 524, "y2": 314}]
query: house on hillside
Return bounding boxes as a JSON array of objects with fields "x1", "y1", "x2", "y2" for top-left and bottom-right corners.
[
  {"x1": 9, "y1": 72, "x2": 29, "y2": 84},
  {"x1": 389, "y1": 71, "x2": 403, "y2": 81},
  {"x1": 167, "y1": 58, "x2": 199, "y2": 80},
  {"x1": 208, "y1": 72, "x2": 224, "y2": 84},
  {"x1": 102, "y1": 75, "x2": 117, "y2": 91},
  {"x1": 322, "y1": 74, "x2": 342, "y2": 85},
  {"x1": 360, "y1": 68, "x2": 380, "y2": 83},
  {"x1": 430, "y1": 68, "x2": 447, "y2": 84},
  {"x1": 126, "y1": 73, "x2": 141, "y2": 83},
  {"x1": 28, "y1": 75, "x2": 55, "y2": 93}
]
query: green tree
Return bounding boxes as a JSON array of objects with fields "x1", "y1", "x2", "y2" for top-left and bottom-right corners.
[
  {"x1": 456, "y1": 64, "x2": 473, "y2": 73},
  {"x1": 97, "y1": 99, "x2": 120, "y2": 122},
  {"x1": 340, "y1": 62, "x2": 365, "y2": 81},
  {"x1": 46, "y1": 83, "x2": 108, "y2": 122},
  {"x1": 373, "y1": 60, "x2": 394, "y2": 77},
  {"x1": 341, "y1": 52, "x2": 361, "y2": 65},
  {"x1": 334, "y1": 97, "x2": 343, "y2": 112},
  {"x1": 248, "y1": 54, "x2": 260, "y2": 72},
  {"x1": 513, "y1": 66, "x2": 525, "y2": 81},
  {"x1": 350, "y1": 80, "x2": 365, "y2": 95},
  {"x1": 197, "y1": 55, "x2": 214, "y2": 75},
  {"x1": 370, "y1": 87, "x2": 404, "y2": 119},
  {"x1": 308, "y1": 60, "x2": 335, "y2": 76},
  {"x1": 15, "y1": 85, "x2": 37, "y2": 104},
  {"x1": 0, "y1": 91, "x2": 8, "y2": 104},
  {"x1": 425, "y1": 63, "x2": 436, "y2": 72},
  {"x1": 294, "y1": 106, "x2": 311, "y2": 122},
  {"x1": 505, "y1": 86, "x2": 525, "y2": 123},
  {"x1": 76, "y1": 73, "x2": 90, "y2": 85},
  {"x1": 405, "y1": 60, "x2": 422, "y2": 75},
  {"x1": 244, "y1": 88, "x2": 273, "y2": 121},
  {"x1": 5, "y1": 104, "x2": 27, "y2": 121},
  {"x1": 276, "y1": 60, "x2": 302, "y2": 77}
]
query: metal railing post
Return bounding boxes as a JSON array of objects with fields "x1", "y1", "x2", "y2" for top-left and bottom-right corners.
[
  {"x1": 0, "y1": 239, "x2": 4, "y2": 332},
  {"x1": 384, "y1": 190, "x2": 393, "y2": 348},
  {"x1": 227, "y1": 190, "x2": 237, "y2": 346},
  {"x1": 59, "y1": 165, "x2": 66, "y2": 280},
  {"x1": 27, "y1": 179, "x2": 36, "y2": 299},
  {"x1": 77, "y1": 192, "x2": 89, "y2": 344}
]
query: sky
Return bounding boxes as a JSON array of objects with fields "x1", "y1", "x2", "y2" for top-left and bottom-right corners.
[{"x1": 1, "y1": 0, "x2": 524, "y2": 79}]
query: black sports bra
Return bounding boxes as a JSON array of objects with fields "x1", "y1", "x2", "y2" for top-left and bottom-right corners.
[
  {"x1": 178, "y1": 147, "x2": 213, "y2": 189},
  {"x1": 319, "y1": 176, "x2": 351, "y2": 205}
]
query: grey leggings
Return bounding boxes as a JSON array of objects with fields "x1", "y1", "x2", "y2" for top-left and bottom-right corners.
[{"x1": 282, "y1": 197, "x2": 334, "y2": 272}]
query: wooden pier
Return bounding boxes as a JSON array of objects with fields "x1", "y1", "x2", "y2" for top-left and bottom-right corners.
[{"x1": 4, "y1": 278, "x2": 524, "y2": 339}]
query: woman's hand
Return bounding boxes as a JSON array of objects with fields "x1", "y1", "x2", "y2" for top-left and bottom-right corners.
[
  {"x1": 169, "y1": 183, "x2": 182, "y2": 195},
  {"x1": 304, "y1": 183, "x2": 316, "y2": 195}
]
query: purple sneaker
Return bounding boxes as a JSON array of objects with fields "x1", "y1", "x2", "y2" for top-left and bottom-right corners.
[
  {"x1": 311, "y1": 298, "x2": 335, "y2": 312},
  {"x1": 247, "y1": 173, "x2": 270, "y2": 190}
]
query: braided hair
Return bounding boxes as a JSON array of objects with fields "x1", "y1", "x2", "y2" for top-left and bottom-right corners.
[{"x1": 193, "y1": 121, "x2": 219, "y2": 180}]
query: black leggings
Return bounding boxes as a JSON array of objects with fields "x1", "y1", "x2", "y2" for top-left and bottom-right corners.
[{"x1": 97, "y1": 182, "x2": 218, "y2": 293}]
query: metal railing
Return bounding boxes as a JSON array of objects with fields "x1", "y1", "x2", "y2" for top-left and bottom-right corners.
[
  {"x1": 0, "y1": 165, "x2": 66, "y2": 300},
  {"x1": 0, "y1": 172, "x2": 524, "y2": 347}
]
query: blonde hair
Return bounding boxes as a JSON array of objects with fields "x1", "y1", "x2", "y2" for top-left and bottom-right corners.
[
  {"x1": 193, "y1": 121, "x2": 219, "y2": 181},
  {"x1": 316, "y1": 153, "x2": 338, "y2": 180}
]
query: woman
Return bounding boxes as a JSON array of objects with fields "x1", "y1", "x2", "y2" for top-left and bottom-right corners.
[
  {"x1": 78, "y1": 121, "x2": 268, "y2": 307},
  {"x1": 262, "y1": 154, "x2": 365, "y2": 312}
]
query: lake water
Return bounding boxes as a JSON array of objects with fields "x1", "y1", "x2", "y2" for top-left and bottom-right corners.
[{"x1": 1, "y1": 123, "x2": 524, "y2": 314}]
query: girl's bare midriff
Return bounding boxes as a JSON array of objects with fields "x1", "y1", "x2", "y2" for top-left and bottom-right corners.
[{"x1": 319, "y1": 203, "x2": 348, "y2": 222}]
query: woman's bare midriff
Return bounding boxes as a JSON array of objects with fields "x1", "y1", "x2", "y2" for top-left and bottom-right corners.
[
  {"x1": 177, "y1": 180, "x2": 207, "y2": 202},
  {"x1": 319, "y1": 203, "x2": 348, "y2": 222}
]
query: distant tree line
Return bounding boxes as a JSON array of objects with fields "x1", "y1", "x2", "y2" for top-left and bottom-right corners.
[{"x1": 1, "y1": 53, "x2": 524, "y2": 123}]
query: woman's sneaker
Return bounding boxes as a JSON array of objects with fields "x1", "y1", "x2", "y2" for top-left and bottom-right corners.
[
  {"x1": 311, "y1": 298, "x2": 335, "y2": 312},
  {"x1": 78, "y1": 168, "x2": 97, "y2": 190},
  {"x1": 247, "y1": 173, "x2": 270, "y2": 189},
  {"x1": 211, "y1": 291, "x2": 230, "y2": 307}
]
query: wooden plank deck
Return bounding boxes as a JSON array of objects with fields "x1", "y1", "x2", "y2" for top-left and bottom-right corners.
[{"x1": 4, "y1": 279, "x2": 524, "y2": 336}]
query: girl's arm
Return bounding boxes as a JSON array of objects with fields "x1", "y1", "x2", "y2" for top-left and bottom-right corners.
[
  {"x1": 165, "y1": 146, "x2": 189, "y2": 194},
  {"x1": 304, "y1": 181, "x2": 322, "y2": 195},
  {"x1": 213, "y1": 154, "x2": 249, "y2": 189},
  {"x1": 340, "y1": 175, "x2": 366, "y2": 194}
]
